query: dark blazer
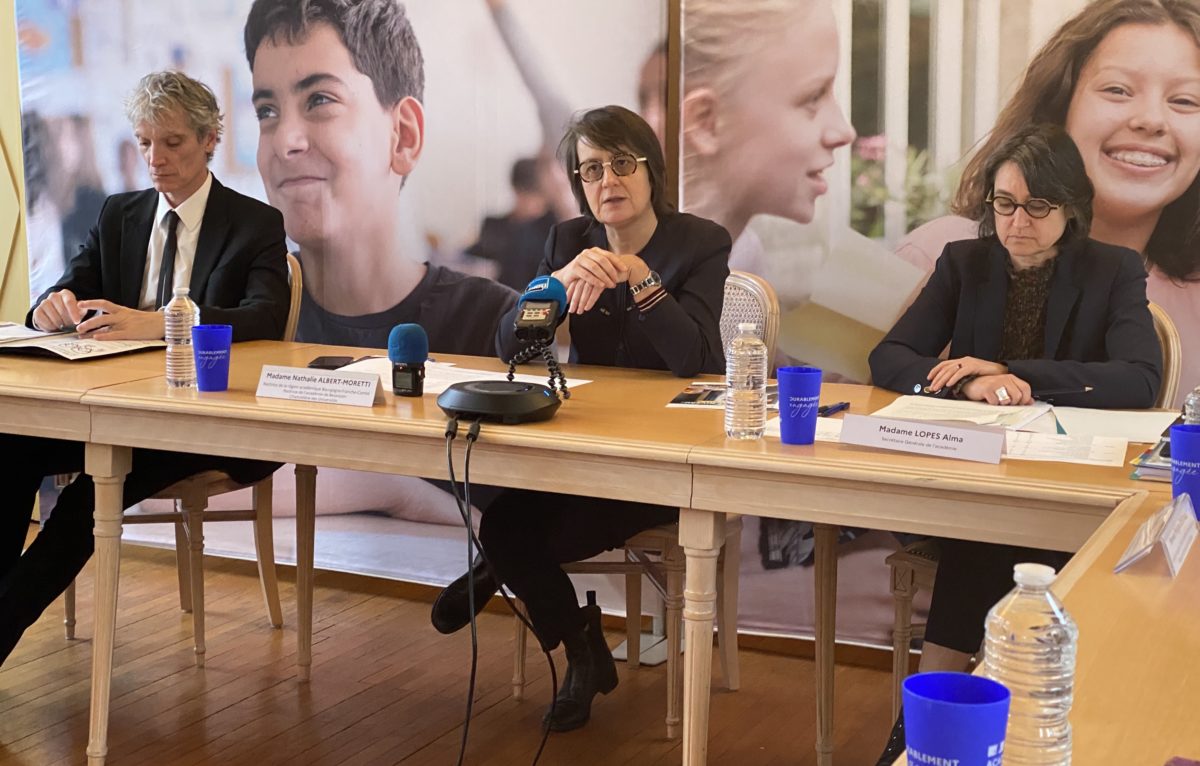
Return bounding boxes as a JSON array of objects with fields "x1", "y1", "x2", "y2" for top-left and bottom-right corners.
[
  {"x1": 496, "y1": 212, "x2": 731, "y2": 377},
  {"x1": 28, "y1": 176, "x2": 289, "y2": 342},
  {"x1": 869, "y1": 237, "x2": 1162, "y2": 409}
]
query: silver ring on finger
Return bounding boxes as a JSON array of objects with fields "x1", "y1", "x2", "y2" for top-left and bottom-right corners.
[{"x1": 995, "y1": 386, "x2": 1011, "y2": 403}]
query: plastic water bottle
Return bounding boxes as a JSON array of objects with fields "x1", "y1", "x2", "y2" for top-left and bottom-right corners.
[
  {"x1": 983, "y1": 563, "x2": 1078, "y2": 765},
  {"x1": 164, "y1": 286, "x2": 199, "y2": 389},
  {"x1": 1184, "y1": 386, "x2": 1200, "y2": 425},
  {"x1": 724, "y1": 322, "x2": 767, "y2": 440}
]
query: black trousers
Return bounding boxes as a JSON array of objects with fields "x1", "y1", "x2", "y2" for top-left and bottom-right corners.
[
  {"x1": 478, "y1": 488, "x2": 677, "y2": 652},
  {"x1": 924, "y1": 539, "x2": 1071, "y2": 654},
  {"x1": 0, "y1": 433, "x2": 279, "y2": 666}
]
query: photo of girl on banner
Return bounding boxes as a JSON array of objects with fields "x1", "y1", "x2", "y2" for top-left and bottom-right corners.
[{"x1": 899, "y1": 0, "x2": 1200, "y2": 406}]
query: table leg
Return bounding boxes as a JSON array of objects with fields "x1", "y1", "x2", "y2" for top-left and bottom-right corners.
[
  {"x1": 295, "y1": 464, "x2": 317, "y2": 682},
  {"x1": 814, "y1": 523, "x2": 839, "y2": 766},
  {"x1": 680, "y1": 508, "x2": 724, "y2": 766},
  {"x1": 85, "y1": 443, "x2": 132, "y2": 766}
]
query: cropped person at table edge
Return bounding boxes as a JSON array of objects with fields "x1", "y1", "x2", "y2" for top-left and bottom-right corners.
[
  {"x1": 868, "y1": 123, "x2": 1162, "y2": 764},
  {"x1": 433, "y1": 105, "x2": 731, "y2": 732},
  {"x1": 0, "y1": 71, "x2": 289, "y2": 668}
]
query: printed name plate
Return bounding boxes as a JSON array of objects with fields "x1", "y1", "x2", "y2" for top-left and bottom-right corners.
[
  {"x1": 1115, "y1": 494, "x2": 1198, "y2": 578},
  {"x1": 839, "y1": 414, "x2": 1004, "y2": 464},
  {"x1": 256, "y1": 365, "x2": 383, "y2": 407}
]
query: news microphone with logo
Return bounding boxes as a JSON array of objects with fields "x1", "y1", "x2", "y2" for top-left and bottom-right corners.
[
  {"x1": 388, "y1": 323, "x2": 428, "y2": 397},
  {"x1": 514, "y1": 275, "x2": 568, "y2": 344}
]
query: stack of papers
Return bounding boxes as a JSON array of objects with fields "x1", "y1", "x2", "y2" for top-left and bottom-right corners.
[
  {"x1": 1131, "y1": 438, "x2": 1172, "y2": 483},
  {"x1": 871, "y1": 395, "x2": 1052, "y2": 430}
]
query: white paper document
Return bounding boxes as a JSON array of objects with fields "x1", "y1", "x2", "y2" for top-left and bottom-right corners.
[
  {"x1": 764, "y1": 416, "x2": 844, "y2": 443},
  {"x1": 1052, "y1": 407, "x2": 1179, "y2": 444},
  {"x1": 0, "y1": 322, "x2": 164, "y2": 359},
  {"x1": 0, "y1": 322, "x2": 53, "y2": 342},
  {"x1": 1004, "y1": 432, "x2": 1129, "y2": 467},
  {"x1": 341, "y1": 357, "x2": 591, "y2": 395},
  {"x1": 871, "y1": 395, "x2": 1052, "y2": 431}
]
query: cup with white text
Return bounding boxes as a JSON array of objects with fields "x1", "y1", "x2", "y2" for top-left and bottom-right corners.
[
  {"x1": 192, "y1": 324, "x2": 233, "y2": 392},
  {"x1": 777, "y1": 366, "x2": 822, "y2": 445}
]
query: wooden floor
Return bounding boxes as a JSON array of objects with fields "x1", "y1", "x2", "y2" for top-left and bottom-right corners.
[{"x1": 0, "y1": 528, "x2": 893, "y2": 765}]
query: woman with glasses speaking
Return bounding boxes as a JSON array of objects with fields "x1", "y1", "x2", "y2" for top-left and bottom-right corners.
[
  {"x1": 866, "y1": 123, "x2": 1162, "y2": 762},
  {"x1": 432, "y1": 105, "x2": 730, "y2": 733}
]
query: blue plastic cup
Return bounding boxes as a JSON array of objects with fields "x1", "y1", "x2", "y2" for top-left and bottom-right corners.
[
  {"x1": 777, "y1": 366, "x2": 822, "y2": 444},
  {"x1": 192, "y1": 324, "x2": 233, "y2": 392},
  {"x1": 1171, "y1": 424, "x2": 1200, "y2": 520},
  {"x1": 902, "y1": 672, "x2": 1011, "y2": 766}
]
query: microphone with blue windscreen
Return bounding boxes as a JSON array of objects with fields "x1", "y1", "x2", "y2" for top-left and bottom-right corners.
[
  {"x1": 435, "y1": 276, "x2": 570, "y2": 423},
  {"x1": 514, "y1": 275, "x2": 567, "y2": 344},
  {"x1": 388, "y1": 323, "x2": 428, "y2": 397}
]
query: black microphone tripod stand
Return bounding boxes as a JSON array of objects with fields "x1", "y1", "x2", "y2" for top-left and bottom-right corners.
[{"x1": 506, "y1": 340, "x2": 570, "y2": 400}]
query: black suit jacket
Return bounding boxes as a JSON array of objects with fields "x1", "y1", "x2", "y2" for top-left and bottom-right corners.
[
  {"x1": 496, "y1": 212, "x2": 730, "y2": 377},
  {"x1": 869, "y1": 237, "x2": 1162, "y2": 409},
  {"x1": 28, "y1": 176, "x2": 289, "y2": 343}
]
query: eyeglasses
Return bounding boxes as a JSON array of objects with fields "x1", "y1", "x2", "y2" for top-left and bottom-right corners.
[
  {"x1": 986, "y1": 195, "x2": 1061, "y2": 219},
  {"x1": 575, "y1": 154, "x2": 647, "y2": 183}
]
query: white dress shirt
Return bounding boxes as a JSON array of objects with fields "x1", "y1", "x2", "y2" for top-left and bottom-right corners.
[{"x1": 139, "y1": 172, "x2": 213, "y2": 310}]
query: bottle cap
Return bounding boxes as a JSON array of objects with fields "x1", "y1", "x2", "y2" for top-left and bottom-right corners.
[
  {"x1": 1013, "y1": 562, "x2": 1056, "y2": 587},
  {"x1": 737, "y1": 322, "x2": 757, "y2": 333},
  {"x1": 172, "y1": 286, "x2": 190, "y2": 296}
]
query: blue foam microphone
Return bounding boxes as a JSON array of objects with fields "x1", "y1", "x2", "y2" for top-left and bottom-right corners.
[
  {"x1": 387, "y1": 323, "x2": 428, "y2": 396},
  {"x1": 514, "y1": 275, "x2": 567, "y2": 344}
]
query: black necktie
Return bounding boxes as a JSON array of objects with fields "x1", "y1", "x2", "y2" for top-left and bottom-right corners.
[{"x1": 156, "y1": 210, "x2": 180, "y2": 309}]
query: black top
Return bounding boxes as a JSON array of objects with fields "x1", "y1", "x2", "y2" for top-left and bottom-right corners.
[
  {"x1": 496, "y1": 212, "x2": 731, "y2": 377},
  {"x1": 868, "y1": 236, "x2": 1163, "y2": 409},
  {"x1": 999, "y1": 256, "x2": 1056, "y2": 362},
  {"x1": 296, "y1": 263, "x2": 518, "y2": 355},
  {"x1": 28, "y1": 176, "x2": 290, "y2": 342}
]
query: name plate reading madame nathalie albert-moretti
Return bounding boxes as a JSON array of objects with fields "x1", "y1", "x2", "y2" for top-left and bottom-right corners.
[
  {"x1": 839, "y1": 413, "x2": 1004, "y2": 464},
  {"x1": 255, "y1": 365, "x2": 384, "y2": 408}
]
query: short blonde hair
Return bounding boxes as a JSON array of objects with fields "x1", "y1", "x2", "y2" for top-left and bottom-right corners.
[{"x1": 124, "y1": 71, "x2": 224, "y2": 161}]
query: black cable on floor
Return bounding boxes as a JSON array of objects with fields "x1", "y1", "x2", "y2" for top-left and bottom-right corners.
[{"x1": 446, "y1": 418, "x2": 557, "y2": 766}]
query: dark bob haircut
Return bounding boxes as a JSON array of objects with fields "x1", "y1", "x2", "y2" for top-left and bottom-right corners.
[
  {"x1": 974, "y1": 123, "x2": 1093, "y2": 248},
  {"x1": 557, "y1": 105, "x2": 674, "y2": 221},
  {"x1": 244, "y1": 0, "x2": 424, "y2": 109}
]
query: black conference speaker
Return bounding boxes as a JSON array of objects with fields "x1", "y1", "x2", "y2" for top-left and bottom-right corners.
[{"x1": 436, "y1": 380, "x2": 561, "y2": 425}]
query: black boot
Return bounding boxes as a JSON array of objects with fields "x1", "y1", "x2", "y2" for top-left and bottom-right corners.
[
  {"x1": 875, "y1": 709, "x2": 905, "y2": 766},
  {"x1": 430, "y1": 554, "x2": 499, "y2": 634},
  {"x1": 543, "y1": 592, "x2": 618, "y2": 732}
]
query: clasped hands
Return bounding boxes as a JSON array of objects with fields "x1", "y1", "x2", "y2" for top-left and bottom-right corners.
[
  {"x1": 927, "y1": 356, "x2": 1033, "y2": 406},
  {"x1": 32, "y1": 289, "x2": 165, "y2": 340},
  {"x1": 552, "y1": 248, "x2": 650, "y2": 315}
]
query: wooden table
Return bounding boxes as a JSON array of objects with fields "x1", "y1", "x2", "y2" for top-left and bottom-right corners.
[
  {"x1": 1, "y1": 347, "x2": 1165, "y2": 765},
  {"x1": 79, "y1": 347, "x2": 722, "y2": 765},
  {"x1": 0, "y1": 351, "x2": 166, "y2": 442},
  {"x1": 893, "y1": 491, "x2": 1200, "y2": 764},
  {"x1": 680, "y1": 383, "x2": 1166, "y2": 766}
]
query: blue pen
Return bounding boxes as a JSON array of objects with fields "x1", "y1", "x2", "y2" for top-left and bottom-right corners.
[{"x1": 818, "y1": 401, "x2": 850, "y2": 417}]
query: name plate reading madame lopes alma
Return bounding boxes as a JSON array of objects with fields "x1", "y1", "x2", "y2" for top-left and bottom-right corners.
[
  {"x1": 839, "y1": 414, "x2": 1004, "y2": 464},
  {"x1": 256, "y1": 365, "x2": 383, "y2": 407}
]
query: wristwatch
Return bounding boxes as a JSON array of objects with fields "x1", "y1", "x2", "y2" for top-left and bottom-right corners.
[{"x1": 629, "y1": 270, "x2": 662, "y2": 297}]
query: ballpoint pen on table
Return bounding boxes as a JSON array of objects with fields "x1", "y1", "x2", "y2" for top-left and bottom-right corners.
[
  {"x1": 1032, "y1": 386, "x2": 1094, "y2": 399},
  {"x1": 818, "y1": 401, "x2": 850, "y2": 417}
]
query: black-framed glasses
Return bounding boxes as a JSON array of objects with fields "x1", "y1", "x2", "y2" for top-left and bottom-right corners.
[
  {"x1": 575, "y1": 154, "x2": 647, "y2": 183},
  {"x1": 986, "y1": 195, "x2": 1061, "y2": 219}
]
